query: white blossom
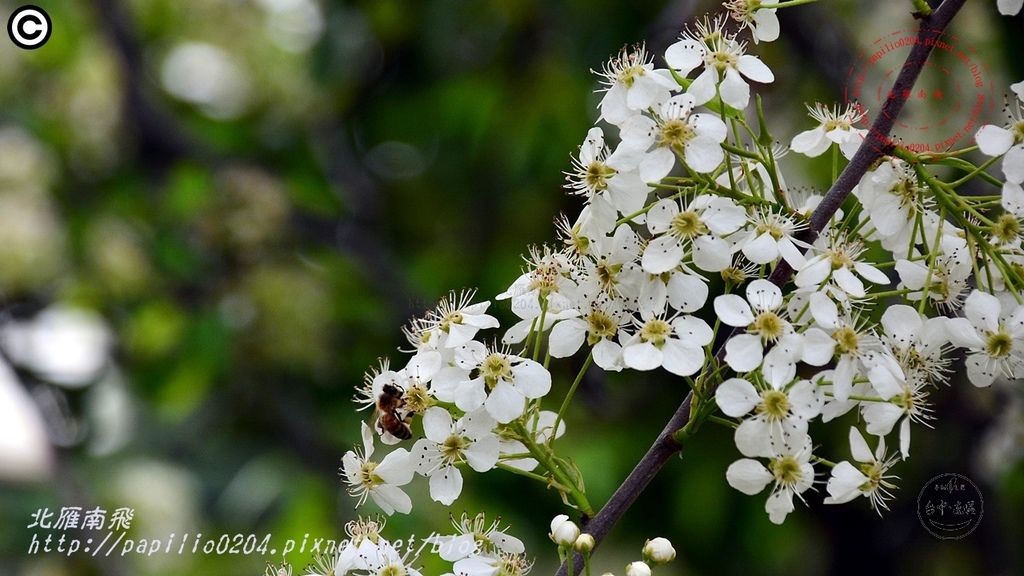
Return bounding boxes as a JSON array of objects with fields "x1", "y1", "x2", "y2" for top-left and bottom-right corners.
[
  {"x1": 449, "y1": 343, "x2": 552, "y2": 423},
  {"x1": 641, "y1": 195, "x2": 745, "y2": 274},
  {"x1": 596, "y1": 44, "x2": 678, "y2": 126},
  {"x1": 617, "y1": 94, "x2": 729, "y2": 179},
  {"x1": 666, "y1": 16, "x2": 775, "y2": 110},
  {"x1": 725, "y1": 437, "x2": 815, "y2": 525},
  {"x1": 621, "y1": 314, "x2": 712, "y2": 376},
  {"x1": 790, "y1": 103, "x2": 867, "y2": 159},
  {"x1": 342, "y1": 423, "x2": 416, "y2": 515},
  {"x1": 412, "y1": 408, "x2": 500, "y2": 505},
  {"x1": 824, "y1": 427, "x2": 900, "y2": 513},
  {"x1": 945, "y1": 289, "x2": 1024, "y2": 387}
]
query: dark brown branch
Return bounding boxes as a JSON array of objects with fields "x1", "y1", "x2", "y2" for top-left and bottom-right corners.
[{"x1": 556, "y1": 1, "x2": 968, "y2": 573}]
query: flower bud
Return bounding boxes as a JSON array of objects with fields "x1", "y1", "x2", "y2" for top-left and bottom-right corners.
[
  {"x1": 642, "y1": 537, "x2": 676, "y2": 564},
  {"x1": 574, "y1": 533, "x2": 596, "y2": 553},
  {"x1": 625, "y1": 561, "x2": 651, "y2": 576},
  {"x1": 549, "y1": 514, "x2": 581, "y2": 546}
]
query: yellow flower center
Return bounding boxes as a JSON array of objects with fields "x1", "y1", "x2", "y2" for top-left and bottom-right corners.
[
  {"x1": 671, "y1": 210, "x2": 706, "y2": 239},
  {"x1": 757, "y1": 389, "x2": 790, "y2": 420},
  {"x1": 832, "y1": 326, "x2": 859, "y2": 355},
  {"x1": 640, "y1": 319, "x2": 672, "y2": 346},
  {"x1": 986, "y1": 330, "x2": 1013, "y2": 359},
  {"x1": 441, "y1": 434, "x2": 470, "y2": 460},
  {"x1": 991, "y1": 213, "x2": 1020, "y2": 244},
  {"x1": 658, "y1": 119, "x2": 696, "y2": 150},
  {"x1": 585, "y1": 161, "x2": 616, "y2": 191},
  {"x1": 481, "y1": 353, "x2": 513, "y2": 387},
  {"x1": 770, "y1": 455, "x2": 802, "y2": 485},
  {"x1": 586, "y1": 310, "x2": 618, "y2": 343},
  {"x1": 752, "y1": 311, "x2": 785, "y2": 341},
  {"x1": 618, "y1": 64, "x2": 646, "y2": 87}
]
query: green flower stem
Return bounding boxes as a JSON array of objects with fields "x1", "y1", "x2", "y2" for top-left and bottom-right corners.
[
  {"x1": 720, "y1": 141, "x2": 763, "y2": 161},
  {"x1": 497, "y1": 461, "x2": 563, "y2": 486},
  {"x1": 511, "y1": 421, "x2": 594, "y2": 516},
  {"x1": 533, "y1": 299, "x2": 549, "y2": 362},
  {"x1": 550, "y1": 351, "x2": 593, "y2": 448},
  {"x1": 707, "y1": 415, "x2": 739, "y2": 429},
  {"x1": 812, "y1": 456, "x2": 838, "y2": 468},
  {"x1": 911, "y1": 0, "x2": 933, "y2": 16},
  {"x1": 772, "y1": 0, "x2": 821, "y2": 8},
  {"x1": 948, "y1": 155, "x2": 1003, "y2": 189},
  {"x1": 867, "y1": 287, "x2": 916, "y2": 298}
]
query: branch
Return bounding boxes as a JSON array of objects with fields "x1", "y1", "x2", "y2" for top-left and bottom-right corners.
[{"x1": 556, "y1": 1, "x2": 968, "y2": 573}]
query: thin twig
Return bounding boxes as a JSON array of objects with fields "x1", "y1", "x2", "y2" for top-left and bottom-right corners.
[{"x1": 556, "y1": 1, "x2": 968, "y2": 573}]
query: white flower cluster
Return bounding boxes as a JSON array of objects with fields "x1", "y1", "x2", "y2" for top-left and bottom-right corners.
[
  {"x1": 265, "y1": 514, "x2": 530, "y2": 576},
  {"x1": 342, "y1": 0, "x2": 1024, "y2": 548}
]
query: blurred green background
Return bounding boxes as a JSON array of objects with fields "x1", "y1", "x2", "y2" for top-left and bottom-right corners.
[{"x1": 1, "y1": 0, "x2": 1023, "y2": 575}]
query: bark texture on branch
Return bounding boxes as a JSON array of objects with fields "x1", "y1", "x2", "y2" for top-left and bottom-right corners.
[{"x1": 556, "y1": 1, "x2": 969, "y2": 573}]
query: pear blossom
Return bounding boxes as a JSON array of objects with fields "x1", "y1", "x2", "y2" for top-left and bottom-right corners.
[
  {"x1": 548, "y1": 292, "x2": 627, "y2": 371},
  {"x1": 625, "y1": 562, "x2": 652, "y2": 576},
  {"x1": 448, "y1": 343, "x2": 552, "y2": 423},
  {"x1": 342, "y1": 423, "x2": 416, "y2": 515},
  {"x1": 403, "y1": 290, "x2": 500, "y2": 351},
  {"x1": 665, "y1": 17, "x2": 775, "y2": 110},
  {"x1": 859, "y1": 352, "x2": 930, "y2": 457},
  {"x1": 580, "y1": 224, "x2": 645, "y2": 301},
  {"x1": 824, "y1": 427, "x2": 900, "y2": 512},
  {"x1": 617, "y1": 93, "x2": 728, "y2": 179},
  {"x1": 429, "y1": 513, "x2": 525, "y2": 562},
  {"x1": 497, "y1": 246, "x2": 577, "y2": 323},
  {"x1": 974, "y1": 87, "x2": 1024, "y2": 215},
  {"x1": 878, "y1": 305, "x2": 950, "y2": 386},
  {"x1": 725, "y1": 437, "x2": 815, "y2": 525},
  {"x1": 737, "y1": 207, "x2": 808, "y2": 267},
  {"x1": 790, "y1": 103, "x2": 867, "y2": 159},
  {"x1": 724, "y1": 0, "x2": 780, "y2": 43},
  {"x1": 794, "y1": 232, "x2": 889, "y2": 298},
  {"x1": 715, "y1": 376, "x2": 822, "y2": 457},
  {"x1": 802, "y1": 313, "x2": 880, "y2": 402},
  {"x1": 714, "y1": 279, "x2": 799, "y2": 373},
  {"x1": 640, "y1": 195, "x2": 746, "y2": 274},
  {"x1": 944, "y1": 289, "x2": 1024, "y2": 387},
  {"x1": 346, "y1": 538, "x2": 423, "y2": 576},
  {"x1": 451, "y1": 552, "x2": 534, "y2": 576},
  {"x1": 895, "y1": 235, "x2": 972, "y2": 310},
  {"x1": 411, "y1": 407, "x2": 500, "y2": 505},
  {"x1": 566, "y1": 127, "x2": 652, "y2": 217},
  {"x1": 596, "y1": 44, "x2": 678, "y2": 126},
  {"x1": 621, "y1": 314, "x2": 712, "y2": 376},
  {"x1": 854, "y1": 158, "x2": 935, "y2": 251}
]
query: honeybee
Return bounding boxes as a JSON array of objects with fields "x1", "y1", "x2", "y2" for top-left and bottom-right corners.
[{"x1": 375, "y1": 383, "x2": 412, "y2": 440}]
